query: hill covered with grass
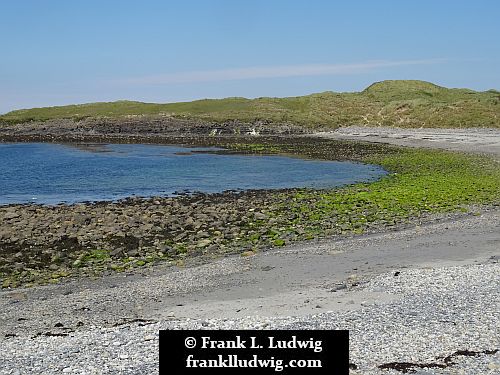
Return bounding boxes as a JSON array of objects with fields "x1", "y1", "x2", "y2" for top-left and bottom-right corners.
[{"x1": 1, "y1": 80, "x2": 499, "y2": 128}]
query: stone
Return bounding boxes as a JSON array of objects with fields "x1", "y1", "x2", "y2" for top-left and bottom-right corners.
[
  {"x1": 110, "y1": 247, "x2": 125, "y2": 257},
  {"x1": 3, "y1": 212, "x2": 20, "y2": 220},
  {"x1": 254, "y1": 212, "x2": 268, "y2": 220},
  {"x1": 241, "y1": 250, "x2": 255, "y2": 257},
  {"x1": 126, "y1": 248, "x2": 139, "y2": 257},
  {"x1": 196, "y1": 239, "x2": 211, "y2": 248}
]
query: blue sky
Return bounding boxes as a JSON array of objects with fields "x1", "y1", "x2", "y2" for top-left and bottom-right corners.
[{"x1": 1, "y1": 0, "x2": 499, "y2": 114}]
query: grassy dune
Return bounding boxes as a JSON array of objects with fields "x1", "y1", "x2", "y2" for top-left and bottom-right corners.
[{"x1": 1, "y1": 80, "x2": 499, "y2": 128}]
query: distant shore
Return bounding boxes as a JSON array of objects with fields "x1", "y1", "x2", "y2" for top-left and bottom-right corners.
[
  {"x1": 0, "y1": 117, "x2": 308, "y2": 144},
  {"x1": 315, "y1": 125, "x2": 500, "y2": 158},
  {"x1": 2, "y1": 80, "x2": 499, "y2": 129}
]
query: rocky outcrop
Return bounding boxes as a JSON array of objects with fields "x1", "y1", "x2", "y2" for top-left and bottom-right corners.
[{"x1": 0, "y1": 117, "x2": 309, "y2": 143}]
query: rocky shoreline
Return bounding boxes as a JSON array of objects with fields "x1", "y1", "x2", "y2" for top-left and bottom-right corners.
[
  {"x1": 1, "y1": 190, "x2": 281, "y2": 287},
  {"x1": 0, "y1": 117, "x2": 309, "y2": 143},
  {"x1": 0, "y1": 136, "x2": 397, "y2": 288},
  {"x1": 1, "y1": 132, "x2": 499, "y2": 290}
]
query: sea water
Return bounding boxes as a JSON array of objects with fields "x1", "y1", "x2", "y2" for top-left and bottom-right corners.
[{"x1": 0, "y1": 143, "x2": 386, "y2": 205}]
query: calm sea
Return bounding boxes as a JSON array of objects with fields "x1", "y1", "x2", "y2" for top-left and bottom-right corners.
[{"x1": 0, "y1": 143, "x2": 386, "y2": 205}]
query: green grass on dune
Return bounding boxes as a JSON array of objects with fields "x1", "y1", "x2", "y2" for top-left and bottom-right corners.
[{"x1": 2, "y1": 80, "x2": 499, "y2": 128}]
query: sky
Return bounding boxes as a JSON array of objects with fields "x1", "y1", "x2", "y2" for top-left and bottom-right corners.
[{"x1": 0, "y1": 0, "x2": 499, "y2": 114}]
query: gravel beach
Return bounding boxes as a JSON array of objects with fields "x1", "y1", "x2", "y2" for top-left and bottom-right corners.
[
  {"x1": 315, "y1": 126, "x2": 500, "y2": 158},
  {"x1": 1, "y1": 207, "x2": 499, "y2": 374},
  {"x1": 1, "y1": 128, "x2": 499, "y2": 374}
]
